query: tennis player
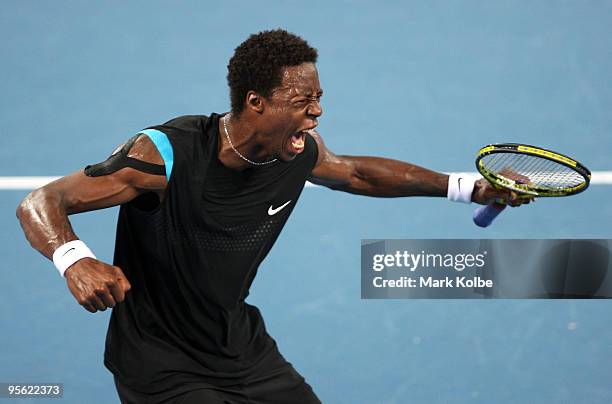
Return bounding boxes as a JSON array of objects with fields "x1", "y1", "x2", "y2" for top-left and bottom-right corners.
[{"x1": 16, "y1": 29, "x2": 525, "y2": 403}]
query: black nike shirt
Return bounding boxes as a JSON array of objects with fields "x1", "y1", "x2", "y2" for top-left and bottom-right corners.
[{"x1": 103, "y1": 113, "x2": 319, "y2": 393}]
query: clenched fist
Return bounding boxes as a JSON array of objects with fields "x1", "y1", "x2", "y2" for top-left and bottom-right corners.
[{"x1": 64, "y1": 257, "x2": 131, "y2": 313}]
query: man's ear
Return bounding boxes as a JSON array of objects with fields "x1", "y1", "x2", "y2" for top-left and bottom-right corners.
[{"x1": 245, "y1": 91, "x2": 265, "y2": 114}]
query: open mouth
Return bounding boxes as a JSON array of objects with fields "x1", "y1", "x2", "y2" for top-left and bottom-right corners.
[{"x1": 289, "y1": 131, "x2": 307, "y2": 154}]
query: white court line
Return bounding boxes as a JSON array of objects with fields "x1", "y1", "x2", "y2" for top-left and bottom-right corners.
[
  {"x1": 0, "y1": 176, "x2": 61, "y2": 190},
  {"x1": 1, "y1": 172, "x2": 612, "y2": 190}
]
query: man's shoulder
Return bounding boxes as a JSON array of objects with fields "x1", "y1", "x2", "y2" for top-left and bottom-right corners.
[
  {"x1": 159, "y1": 114, "x2": 211, "y2": 132},
  {"x1": 143, "y1": 114, "x2": 218, "y2": 145}
]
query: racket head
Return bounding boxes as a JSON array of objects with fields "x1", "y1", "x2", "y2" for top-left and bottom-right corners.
[{"x1": 475, "y1": 143, "x2": 591, "y2": 197}]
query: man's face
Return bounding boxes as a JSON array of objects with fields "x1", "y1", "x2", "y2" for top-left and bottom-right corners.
[{"x1": 262, "y1": 62, "x2": 323, "y2": 162}]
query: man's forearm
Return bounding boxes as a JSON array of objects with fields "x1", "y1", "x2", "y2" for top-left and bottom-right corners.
[
  {"x1": 16, "y1": 187, "x2": 78, "y2": 260},
  {"x1": 322, "y1": 156, "x2": 449, "y2": 198}
]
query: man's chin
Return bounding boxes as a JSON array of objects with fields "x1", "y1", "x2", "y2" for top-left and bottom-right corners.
[
  {"x1": 279, "y1": 145, "x2": 305, "y2": 162},
  {"x1": 276, "y1": 148, "x2": 300, "y2": 162},
  {"x1": 278, "y1": 153, "x2": 298, "y2": 162}
]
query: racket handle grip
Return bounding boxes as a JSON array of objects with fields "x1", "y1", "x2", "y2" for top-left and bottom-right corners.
[{"x1": 473, "y1": 202, "x2": 507, "y2": 227}]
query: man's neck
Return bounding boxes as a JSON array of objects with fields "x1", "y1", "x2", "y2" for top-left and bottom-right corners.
[{"x1": 217, "y1": 112, "x2": 272, "y2": 171}]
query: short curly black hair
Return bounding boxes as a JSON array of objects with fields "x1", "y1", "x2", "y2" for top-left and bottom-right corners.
[{"x1": 227, "y1": 29, "x2": 318, "y2": 116}]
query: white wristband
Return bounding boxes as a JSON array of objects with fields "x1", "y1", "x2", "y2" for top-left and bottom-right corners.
[
  {"x1": 447, "y1": 173, "x2": 477, "y2": 204},
  {"x1": 52, "y1": 240, "x2": 96, "y2": 277}
]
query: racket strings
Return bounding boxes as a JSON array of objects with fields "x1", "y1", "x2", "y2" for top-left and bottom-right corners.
[{"x1": 482, "y1": 153, "x2": 585, "y2": 190}]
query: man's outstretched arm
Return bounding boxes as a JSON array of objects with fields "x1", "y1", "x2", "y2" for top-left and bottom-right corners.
[
  {"x1": 308, "y1": 130, "x2": 522, "y2": 205},
  {"x1": 16, "y1": 135, "x2": 168, "y2": 313}
]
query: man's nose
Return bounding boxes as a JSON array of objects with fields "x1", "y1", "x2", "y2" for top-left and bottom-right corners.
[{"x1": 308, "y1": 100, "x2": 323, "y2": 118}]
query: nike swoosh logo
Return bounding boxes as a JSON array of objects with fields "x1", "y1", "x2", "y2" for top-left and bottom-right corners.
[
  {"x1": 62, "y1": 248, "x2": 76, "y2": 257},
  {"x1": 268, "y1": 200, "x2": 292, "y2": 216}
]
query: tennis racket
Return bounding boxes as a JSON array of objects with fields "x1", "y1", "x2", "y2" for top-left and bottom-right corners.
[{"x1": 473, "y1": 143, "x2": 591, "y2": 227}]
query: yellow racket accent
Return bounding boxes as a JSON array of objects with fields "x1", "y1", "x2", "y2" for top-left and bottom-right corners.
[{"x1": 516, "y1": 145, "x2": 578, "y2": 168}]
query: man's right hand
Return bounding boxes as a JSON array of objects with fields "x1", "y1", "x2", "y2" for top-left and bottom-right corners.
[{"x1": 65, "y1": 258, "x2": 131, "y2": 313}]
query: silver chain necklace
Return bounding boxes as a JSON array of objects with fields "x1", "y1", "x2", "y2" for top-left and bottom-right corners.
[{"x1": 222, "y1": 113, "x2": 277, "y2": 166}]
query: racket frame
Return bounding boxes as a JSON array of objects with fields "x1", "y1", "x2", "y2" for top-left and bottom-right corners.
[{"x1": 475, "y1": 143, "x2": 591, "y2": 197}]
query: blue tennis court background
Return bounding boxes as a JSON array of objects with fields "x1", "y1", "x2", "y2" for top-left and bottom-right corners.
[{"x1": 2, "y1": 1, "x2": 611, "y2": 403}]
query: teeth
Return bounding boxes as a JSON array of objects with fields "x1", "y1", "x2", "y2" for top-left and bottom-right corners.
[{"x1": 292, "y1": 137, "x2": 305, "y2": 148}]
